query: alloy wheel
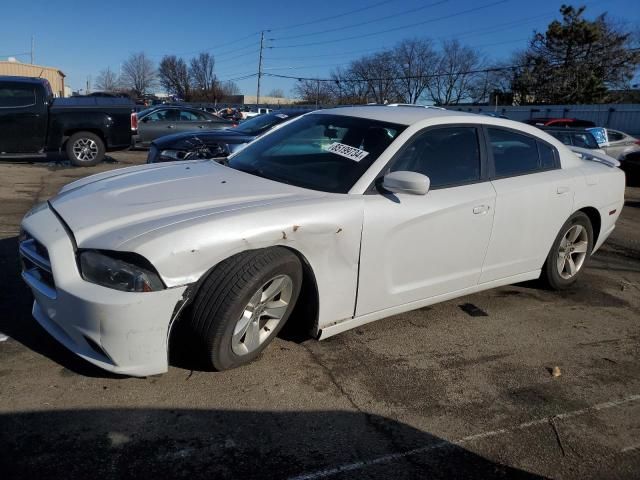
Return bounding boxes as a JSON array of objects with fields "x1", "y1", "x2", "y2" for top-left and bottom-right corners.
[
  {"x1": 72, "y1": 138, "x2": 99, "y2": 162},
  {"x1": 556, "y1": 224, "x2": 589, "y2": 279},
  {"x1": 231, "y1": 275, "x2": 293, "y2": 356}
]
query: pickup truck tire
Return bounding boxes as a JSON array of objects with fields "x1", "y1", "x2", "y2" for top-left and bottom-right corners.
[
  {"x1": 188, "y1": 248, "x2": 302, "y2": 371},
  {"x1": 66, "y1": 132, "x2": 105, "y2": 167}
]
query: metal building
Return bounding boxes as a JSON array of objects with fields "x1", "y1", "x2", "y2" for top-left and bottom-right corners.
[{"x1": 0, "y1": 61, "x2": 66, "y2": 97}]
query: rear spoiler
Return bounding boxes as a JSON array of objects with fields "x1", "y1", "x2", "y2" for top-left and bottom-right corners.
[{"x1": 570, "y1": 146, "x2": 620, "y2": 168}]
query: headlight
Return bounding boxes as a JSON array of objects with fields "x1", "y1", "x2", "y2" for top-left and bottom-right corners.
[
  {"x1": 159, "y1": 149, "x2": 193, "y2": 161},
  {"x1": 78, "y1": 250, "x2": 164, "y2": 292}
]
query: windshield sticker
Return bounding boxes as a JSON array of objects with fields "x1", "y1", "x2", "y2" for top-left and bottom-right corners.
[
  {"x1": 325, "y1": 142, "x2": 369, "y2": 162},
  {"x1": 275, "y1": 114, "x2": 289, "y2": 119}
]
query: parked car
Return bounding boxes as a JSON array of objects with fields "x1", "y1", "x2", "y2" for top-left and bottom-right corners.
[
  {"x1": 524, "y1": 117, "x2": 596, "y2": 128},
  {"x1": 0, "y1": 76, "x2": 134, "y2": 166},
  {"x1": 540, "y1": 127, "x2": 604, "y2": 151},
  {"x1": 217, "y1": 107, "x2": 244, "y2": 122},
  {"x1": 603, "y1": 129, "x2": 640, "y2": 161},
  {"x1": 243, "y1": 107, "x2": 273, "y2": 119},
  {"x1": 19, "y1": 106, "x2": 625, "y2": 376},
  {"x1": 621, "y1": 150, "x2": 640, "y2": 186},
  {"x1": 131, "y1": 106, "x2": 234, "y2": 148},
  {"x1": 147, "y1": 109, "x2": 311, "y2": 163}
]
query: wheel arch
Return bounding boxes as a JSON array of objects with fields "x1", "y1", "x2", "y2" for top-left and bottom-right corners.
[
  {"x1": 169, "y1": 245, "x2": 321, "y2": 346},
  {"x1": 280, "y1": 246, "x2": 320, "y2": 339},
  {"x1": 577, "y1": 206, "x2": 601, "y2": 246},
  {"x1": 63, "y1": 128, "x2": 107, "y2": 147}
]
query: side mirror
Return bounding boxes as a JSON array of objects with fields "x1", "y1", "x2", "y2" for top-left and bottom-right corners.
[{"x1": 382, "y1": 171, "x2": 430, "y2": 195}]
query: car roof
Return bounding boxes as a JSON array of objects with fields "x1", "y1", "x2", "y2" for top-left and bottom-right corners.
[{"x1": 312, "y1": 105, "x2": 477, "y2": 125}]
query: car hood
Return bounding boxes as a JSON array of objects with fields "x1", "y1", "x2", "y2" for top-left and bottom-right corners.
[
  {"x1": 152, "y1": 129, "x2": 256, "y2": 150},
  {"x1": 50, "y1": 160, "x2": 321, "y2": 248}
]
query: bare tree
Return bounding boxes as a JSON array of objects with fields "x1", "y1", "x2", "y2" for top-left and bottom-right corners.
[
  {"x1": 330, "y1": 67, "x2": 369, "y2": 104},
  {"x1": 190, "y1": 52, "x2": 217, "y2": 100},
  {"x1": 351, "y1": 50, "x2": 401, "y2": 104},
  {"x1": 95, "y1": 67, "x2": 119, "y2": 92},
  {"x1": 426, "y1": 40, "x2": 484, "y2": 105},
  {"x1": 268, "y1": 88, "x2": 285, "y2": 98},
  {"x1": 158, "y1": 55, "x2": 191, "y2": 100},
  {"x1": 293, "y1": 79, "x2": 334, "y2": 105},
  {"x1": 219, "y1": 81, "x2": 240, "y2": 96},
  {"x1": 393, "y1": 38, "x2": 438, "y2": 104},
  {"x1": 121, "y1": 52, "x2": 156, "y2": 96}
]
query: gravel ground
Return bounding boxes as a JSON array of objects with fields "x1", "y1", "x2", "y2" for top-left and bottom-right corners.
[{"x1": 1, "y1": 151, "x2": 639, "y2": 479}]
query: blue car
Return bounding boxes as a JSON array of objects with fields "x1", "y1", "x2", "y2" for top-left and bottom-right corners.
[{"x1": 147, "y1": 109, "x2": 311, "y2": 163}]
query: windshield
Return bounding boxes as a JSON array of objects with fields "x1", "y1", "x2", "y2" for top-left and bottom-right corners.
[
  {"x1": 228, "y1": 113, "x2": 406, "y2": 193},
  {"x1": 236, "y1": 112, "x2": 293, "y2": 136}
]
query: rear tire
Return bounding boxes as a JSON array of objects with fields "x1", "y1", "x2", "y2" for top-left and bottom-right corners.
[
  {"x1": 541, "y1": 212, "x2": 594, "y2": 290},
  {"x1": 188, "y1": 248, "x2": 302, "y2": 371},
  {"x1": 66, "y1": 132, "x2": 105, "y2": 167}
]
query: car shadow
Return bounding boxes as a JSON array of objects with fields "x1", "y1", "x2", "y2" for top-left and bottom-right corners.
[{"x1": 0, "y1": 408, "x2": 547, "y2": 480}]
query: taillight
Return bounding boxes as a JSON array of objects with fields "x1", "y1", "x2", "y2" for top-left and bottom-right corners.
[
  {"x1": 634, "y1": 139, "x2": 640, "y2": 145},
  {"x1": 232, "y1": 123, "x2": 238, "y2": 127},
  {"x1": 131, "y1": 112, "x2": 138, "y2": 131}
]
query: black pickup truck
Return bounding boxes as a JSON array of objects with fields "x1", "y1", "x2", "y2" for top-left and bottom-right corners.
[{"x1": 0, "y1": 76, "x2": 134, "y2": 166}]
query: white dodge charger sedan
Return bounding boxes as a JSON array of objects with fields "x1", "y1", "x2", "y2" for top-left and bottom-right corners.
[{"x1": 19, "y1": 106, "x2": 625, "y2": 376}]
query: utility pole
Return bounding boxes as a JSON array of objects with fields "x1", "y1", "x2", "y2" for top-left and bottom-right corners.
[
  {"x1": 256, "y1": 31, "x2": 265, "y2": 107},
  {"x1": 30, "y1": 35, "x2": 34, "y2": 64}
]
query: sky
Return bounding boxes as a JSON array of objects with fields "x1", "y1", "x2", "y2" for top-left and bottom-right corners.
[{"x1": 0, "y1": 0, "x2": 637, "y2": 97}]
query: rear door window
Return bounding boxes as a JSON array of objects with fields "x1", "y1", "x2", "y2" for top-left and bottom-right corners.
[{"x1": 488, "y1": 128, "x2": 558, "y2": 177}]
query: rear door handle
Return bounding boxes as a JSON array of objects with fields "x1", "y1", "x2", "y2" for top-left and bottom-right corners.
[
  {"x1": 557, "y1": 186, "x2": 570, "y2": 194},
  {"x1": 167, "y1": 125, "x2": 175, "y2": 129},
  {"x1": 473, "y1": 205, "x2": 490, "y2": 214}
]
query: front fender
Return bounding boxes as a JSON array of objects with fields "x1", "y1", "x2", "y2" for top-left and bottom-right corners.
[{"x1": 124, "y1": 196, "x2": 364, "y2": 330}]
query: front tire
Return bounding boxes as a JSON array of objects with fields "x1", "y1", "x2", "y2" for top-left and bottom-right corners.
[
  {"x1": 188, "y1": 248, "x2": 302, "y2": 371},
  {"x1": 541, "y1": 212, "x2": 593, "y2": 290},
  {"x1": 66, "y1": 132, "x2": 105, "y2": 167}
]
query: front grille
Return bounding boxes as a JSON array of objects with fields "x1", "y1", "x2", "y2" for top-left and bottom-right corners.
[{"x1": 19, "y1": 231, "x2": 56, "y2": 298}]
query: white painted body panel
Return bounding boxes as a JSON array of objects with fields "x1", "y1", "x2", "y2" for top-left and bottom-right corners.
[
  {"x1": 480, "y1": 168, "x2": 574, "y2": 283},
  {"x1": 19, "y1": 106, "x2": 626, "y2": 375},
  {"x1": 357, "y1": 182, "x2": 496, "y2": 316}
]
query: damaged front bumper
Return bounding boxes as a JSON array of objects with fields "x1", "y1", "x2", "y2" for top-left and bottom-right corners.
[{"x1": 20, "y1": 204, "x2": 187, "y2": 377}]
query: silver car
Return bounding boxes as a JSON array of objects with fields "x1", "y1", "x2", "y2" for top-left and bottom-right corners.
[{"x1": 603, "y1": 129, "x2": 640, "y2": 161}]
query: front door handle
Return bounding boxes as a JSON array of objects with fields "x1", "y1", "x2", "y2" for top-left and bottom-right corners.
[
  {"x1": 167, "y1": 125, "x2": 175, "y2": 129},
  {"x1": 473, "y1": 205, "x2": 490, "y2": 215},
  {"x1": 557, "y1": 186, "x2": 570, "y2": 194}
]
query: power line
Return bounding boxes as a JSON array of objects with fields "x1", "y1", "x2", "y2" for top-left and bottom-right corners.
[
  {"x1": 272, "y1": 0, "x2": 509, "y2": 49},
  {"x1": 268, "y1": 0, "x2": 396, "y2": 32},
  {"x1": 219, "y1": 73, "x2": 258, "y2": 83},
  {"x1": 271, "y1": 0, "x2": 448, "y2": 41},
  {"x1": 262, "y1": 63, "x2": 530, "y2": 83},
  {"x1": 215, "y1": 50, "x2": 261, "y2": 65},
  {"x1": 148, "y1": 31, "x2": 261, "y2": 57}
]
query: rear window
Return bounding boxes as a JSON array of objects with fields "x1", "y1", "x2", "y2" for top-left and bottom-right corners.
[{"x1": 0, "y1": 85, "x2": 36, "y2": 108}]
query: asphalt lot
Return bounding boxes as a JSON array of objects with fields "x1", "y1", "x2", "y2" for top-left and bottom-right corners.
[{"x1": 1, "y1": 151, "x2": 639, "y2": 479}]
